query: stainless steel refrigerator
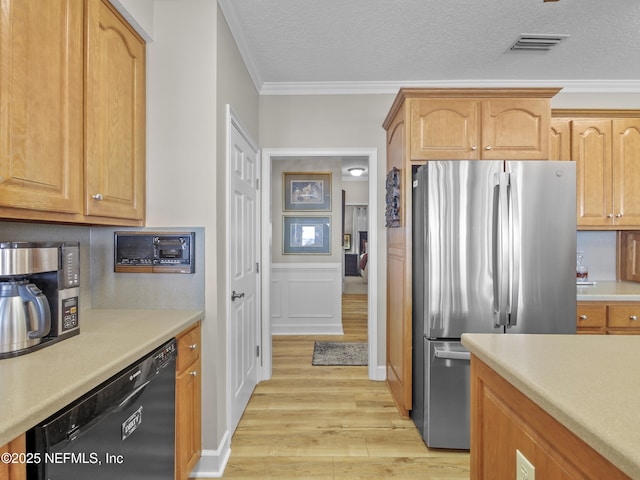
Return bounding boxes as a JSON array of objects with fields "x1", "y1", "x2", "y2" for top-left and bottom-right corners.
[{"x1": 411, "y1": 160, "x2": 576, "y2": 450}]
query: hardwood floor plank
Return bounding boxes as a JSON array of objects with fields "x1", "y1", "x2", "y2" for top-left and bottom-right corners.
[{"x1": 217, "y1": 294, "x2": 470, "y2": 479}]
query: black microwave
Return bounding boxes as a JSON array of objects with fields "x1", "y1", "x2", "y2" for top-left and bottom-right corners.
[{"x1": 114, "y1": 232, "x2": 195, "y2": 273}]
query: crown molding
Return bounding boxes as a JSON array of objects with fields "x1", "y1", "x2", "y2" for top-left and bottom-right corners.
[
  {"x1": 218, "y1": 0, "x2": 263, "y2": 92},
  {"x1": 259, "y1": 79, "x2": 640, "y2": 96}
]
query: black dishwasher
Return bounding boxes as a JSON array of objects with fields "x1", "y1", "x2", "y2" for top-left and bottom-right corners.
[{"x1": 27, "y1": 339, "x2": 177, "y2": 480}]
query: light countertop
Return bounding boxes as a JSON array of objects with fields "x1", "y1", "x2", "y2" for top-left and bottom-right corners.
[
  {"x1": 577, "y1": 280, "x2": 640, "y2": 301},
  {"x1": 462, "y1": 333, "x2": 640, "y2": 479},
  {"x1": 0, "y1": 309, "x2": 203, "y2": 447}
]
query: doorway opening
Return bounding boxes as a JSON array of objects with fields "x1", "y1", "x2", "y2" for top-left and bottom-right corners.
[{"x1": 259, "y1": 148, "x2": 379, "y2": 382}]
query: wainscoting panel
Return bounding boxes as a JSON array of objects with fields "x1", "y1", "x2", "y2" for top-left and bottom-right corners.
[{"x1": 271, "y1": 263, "x2": 343, "y2": 335}]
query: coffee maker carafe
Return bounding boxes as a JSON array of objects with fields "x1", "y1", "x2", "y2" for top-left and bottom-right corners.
[
  {"x1": 0, "y1": 280, "x2": 51, "y2": 353},
  {"x1": 0, "y1": 242, "x2": 80, "y2": 358}
]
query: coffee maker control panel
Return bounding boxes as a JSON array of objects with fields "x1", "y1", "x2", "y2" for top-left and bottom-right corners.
[{"x1": 61, "y1": 244, "x2": 80, "y2": 288}]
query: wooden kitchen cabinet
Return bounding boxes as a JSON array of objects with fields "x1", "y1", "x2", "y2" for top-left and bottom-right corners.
[
  {"x1": 176, "y1": 322, "x2": 202, "y2": 480},
  {"x1": 0, "y1": 434, "x2": 26, "y2": 480},
  {"x1": 470, "y1": 356, "x2": 629, "y2": 480},
  {"x1": 0, "y1": 0, "x2": 145, "y2": 226},
  {"x1": 618, "y1": 231, "x2": 640, "y2": 282},
  {"x1": 0, "y1": 0, "x2": 83, "y2": 217},
  {"x1": 577, "y1": 301, "x2": 640, "y2": 334},
  {"x1": 407, "y1": 89, "x2": 559, "y2": 161},
  {"x1": 85, "y1": 0, "x2": 146, "y2": 223},
  {"x1": 382, "y1": 88, "x2": 559, "y2": 417},
  {"x1": 550, "y1": 118, "x2": 572, "y2": 160},
  {"x1": 553, "y1": 110, "x2": 640, "y2": 229}
]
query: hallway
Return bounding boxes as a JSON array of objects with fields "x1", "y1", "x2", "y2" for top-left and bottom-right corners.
[{"x1": 221, "y1": 294, "x2": 470, "y2": 479}]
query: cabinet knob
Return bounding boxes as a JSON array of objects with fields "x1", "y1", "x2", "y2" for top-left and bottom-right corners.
[
  {"x1": 190, "y1": 370, "x2": 198, "y2": 377},
  {"x1": 189, "y1": 343, "x2": 198, "y2": 350},
  {"x1": 630, "y1": 315, "x2": 638, "y2": 321},
  {"x1": 92, "y1": 193, "x2": 104, "y2": 201},
  {"x1": 616, "y1": 213, "x2": 623, "y2": 218},
  {"x1": 484, "y1": 145, "x2": 492, "y2": 151},
  {"x1": 471, "y1": 145, "x2": 478, "y2": 151},
  {"x1": 607, "y1": 213, "x2": 614, "y2": 218},
  {"x1": 579, "y1": 314, "x2": 588, "y2": 320}
]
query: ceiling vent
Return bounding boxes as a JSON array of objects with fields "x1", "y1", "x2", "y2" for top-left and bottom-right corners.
[{"x1": 510, "y1": 33, "x2": 569, "y2": 51}]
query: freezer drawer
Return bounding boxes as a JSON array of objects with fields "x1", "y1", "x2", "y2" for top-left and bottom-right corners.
[{"x1": 424, "y1": 339, "x2": 470, "y2": 450}]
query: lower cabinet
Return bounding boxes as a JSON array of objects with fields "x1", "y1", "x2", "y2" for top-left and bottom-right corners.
[
  {"x1": 0, "y1": 434, "x2": 26, "y2": 480},
  {"x1": 577, "y1": 301, "x2": 640, "y2": 334},
  {"x1": 176, "y1": 322, "x2": 202, "y2": 480},
  {"x1": 470, "y1": 356, "x2": 628, "y2": 479}
]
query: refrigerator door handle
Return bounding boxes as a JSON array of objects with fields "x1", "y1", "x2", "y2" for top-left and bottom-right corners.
[
  {"x1": 433, "y1": 347, "x2": 471, "y2": 361},
  {"x1": 493, "y1": 172, "x2": 510, "y2": 327},
  {"x1": 507, "y1": 175, "x2": 521, "y2": 327}
]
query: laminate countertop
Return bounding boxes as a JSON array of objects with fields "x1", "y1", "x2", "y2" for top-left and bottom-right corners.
[
  {"x1": 462, "y1": 333, "x2": 640, "y2": 479},
  {"x1": 577, "y1": 280, "x2": 640, "y2": 301},
  {"x1": 0, "y1": 309, "x2": 203, "y2": 447}
]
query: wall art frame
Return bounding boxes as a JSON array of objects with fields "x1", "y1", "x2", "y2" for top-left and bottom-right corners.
[
  {"x1": 283, "y1": 172, "x2": 332, "y2": 211},
  {"x1": 283, "y1": 216, "x2": 331, "y2": 254}
]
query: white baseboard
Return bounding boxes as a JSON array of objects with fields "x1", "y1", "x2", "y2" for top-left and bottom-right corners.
[{"x1": 189, "y1": 430, "x2": 231, "y2": 478}]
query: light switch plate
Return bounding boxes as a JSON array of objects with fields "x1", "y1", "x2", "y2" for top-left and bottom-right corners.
[{"x1": 516, "y1": 449, "x2": 535, "y2": 480}]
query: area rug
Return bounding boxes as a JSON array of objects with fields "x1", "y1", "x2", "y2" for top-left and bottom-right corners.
[{"x1": 312, "y1": 341, "x2": 368, "y2": 366}]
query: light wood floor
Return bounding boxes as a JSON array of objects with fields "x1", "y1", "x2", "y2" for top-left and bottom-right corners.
[{"x1": 220, "y1": 294, "x2": 470, "y2": 479}]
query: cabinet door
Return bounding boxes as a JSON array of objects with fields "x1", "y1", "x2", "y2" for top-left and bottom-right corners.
[
  {"x1": 176, "y1": 356, "x2": 202, "y2": 480},
  {"x1": 550, "y1": 118, "x2": 571, "y2": 161},
  {"x1": 572, "y1": 119, "x2": 613, "y2": 227},
  {"x1": 0, "y1": 434, "x2": 26, "y2": 480},
  {"x1": 0, "y1": 0, "x2": 82, "y2": 214},
  {"x1": 576, "y1": 302, "x2": 606, "y2": 334},
  {"x1": 481, "y1": 98, "x2": 550, "y2": 160},
  {"x1": 410, "y1": 99, "x2": 480, "y2": 160},
  {"x1": 612, "y1": 119, "x2": 640, "y2": 227},
  {"x1": 386, "y1": 106, "x2": 412, "y2": 417},
  {"x1": 85, "y1": 0, "x2": 145, "y2": 221}
]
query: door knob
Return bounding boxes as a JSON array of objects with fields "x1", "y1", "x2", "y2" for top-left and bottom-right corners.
[{"x1": 231, "y1": 290, "x2": 245, "y2": 301}]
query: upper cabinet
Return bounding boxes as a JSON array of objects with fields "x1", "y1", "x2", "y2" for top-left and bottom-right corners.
[
  {"x1": 381, "y1": 88, "x2": 560, "y2": 418},
  {"x1": 553, "y1": 111, "x2": 640, "y2": 229},
  {"x1": 394, "y1": 88, "x2": 560, "y2": 162},
  {"x1": 85, "y1": 0, "x2": 146, "y2": 222},
  {"x1": 0, "y1": 0, "x2": 84, "y2": 215},
  {"x1": 0, "y1": 0, "x2": 145, "y2": 225}
]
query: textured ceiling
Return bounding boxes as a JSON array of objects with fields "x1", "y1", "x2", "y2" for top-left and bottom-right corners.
[{"x1": 219, "y1": 0, "x2": 640, "y2": 94}]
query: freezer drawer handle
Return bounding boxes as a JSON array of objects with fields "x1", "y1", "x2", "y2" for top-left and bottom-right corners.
[{"x1": 434, "y1": 347, "x2": 471, "y2": 361}]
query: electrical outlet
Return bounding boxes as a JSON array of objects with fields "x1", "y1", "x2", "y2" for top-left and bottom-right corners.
[{"x1": 516, "y1": 449, "x2": 535, "y2": 480}]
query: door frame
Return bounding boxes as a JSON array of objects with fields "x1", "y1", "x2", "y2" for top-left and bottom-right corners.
[
  {"x1": 225, "y1": 105, "x2": 261, "y2": 435},
  {"x1": 259, "y1": 147, "x2": 380, "y2": 381}
]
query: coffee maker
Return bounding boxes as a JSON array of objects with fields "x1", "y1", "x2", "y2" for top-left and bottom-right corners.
[{"x1": 0, "y1": 242, "x2": 80, "y2": 358}]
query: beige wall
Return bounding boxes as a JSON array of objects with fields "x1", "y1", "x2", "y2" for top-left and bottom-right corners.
[
  {"x1": 259, "y1": 94, "x2": 394, "y2": 366},
  {"x1": 146, "y1": 0, "x2": 223, "y2": 455},
  {"x1": 271, "y1": 159, "x2": 343, "y2": 263}
]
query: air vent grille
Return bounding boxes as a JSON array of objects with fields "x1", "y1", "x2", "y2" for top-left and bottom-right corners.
[{"x1": 510, "y1": 34, "x2": 569, "y2": 51}]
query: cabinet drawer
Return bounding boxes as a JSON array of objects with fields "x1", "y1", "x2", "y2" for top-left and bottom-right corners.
[
  {"x1": 576, "y1": 304, "x2": 606, "y2": 328},
  {"x1": 177, "y1": 323, "x2": 201, "y2": 373},
  {"x1": 607, "y1": 305, "x2": 640, "y2": 328}
]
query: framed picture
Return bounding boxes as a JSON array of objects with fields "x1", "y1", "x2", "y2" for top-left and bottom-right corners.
[
  {"x1": 343, "y1": 234, "x2": 351, "y2": 251},
  {"x1": 284, "y1": 172, "x2": 331, "y2": 211},
  {"x1": 283, "y1": 216, "x2": 331, "y2": 254}
]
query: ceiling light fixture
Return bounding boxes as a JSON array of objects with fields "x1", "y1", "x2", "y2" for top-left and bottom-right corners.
[{"x1": 348, "y1": 167, "x2": 365, "y2": 177}]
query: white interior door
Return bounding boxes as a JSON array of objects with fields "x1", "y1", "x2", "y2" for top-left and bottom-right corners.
[{"x1": 227, "y1": 107, "x2": 260, "y2": 435}]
